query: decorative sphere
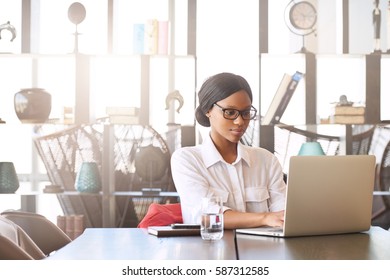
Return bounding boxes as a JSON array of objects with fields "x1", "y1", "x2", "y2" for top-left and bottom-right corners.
[
  {"x1": 68, "y1": 2, "x2": 86, "y2": 25},
  {"x1": 134, "y1": 145, "x2": 169, "y2": 181}
]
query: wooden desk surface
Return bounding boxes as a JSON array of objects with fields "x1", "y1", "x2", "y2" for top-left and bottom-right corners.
[
  {"x1": 46, "y1": 228, "x2": 237, "y2": 260},
  {"x1": 236, "y1": 226, "x2": 390, "y2": 260},
  {"x1": 46, "y1": 227, "x2": 390, "y2": 260}
]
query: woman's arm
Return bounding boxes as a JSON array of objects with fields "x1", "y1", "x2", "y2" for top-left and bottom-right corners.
[
  {"x1": 171, "y1": 148, "x2": 211, "y2": 223},
  {"x1": 223, "y1": 209, "x2": 284, "y2": 229}
]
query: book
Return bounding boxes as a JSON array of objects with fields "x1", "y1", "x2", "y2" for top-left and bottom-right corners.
[
  {"x1": 65, "y1": 215, "x2": 75, "y2": 240},
  {"x1": 109, "y1": 115, "x2": 139, "y2": 124},
  {"x1": 158, "y1": 20, "x2": 169, "y2": 55},
  {"x1": 43, "y1": 184, "x2": 64, "y2": 193},
  {"x1": 331, "y1": 105, "x2": 365, "y2": 115},
  {"x1": 133, "y1": 23, "x2": 144, "y2": 54},
  {"x1": 73, "y1": 215, "x2": 85, "y2": 239},
  {"x1": 144, "y1": 19, "x2": 158, "y2": 54},
  {"x1": 330, "y1": 114, "x2": 365, "y2": 124},
  {"x1": 148, "y1": 226, "x2": 200, "y2": 237},
  {"x1": 262, "y1": 71, "x2": 304, "y2": 125},
  {"x1": 57, "y1": 215, "x2": 85, "y2": 240},
  {"x1": 106, "y1": 106, "x2": 139, "y2": 116},
  {"x1": 56, "y1": 215, "x2": 66, "y2": 233}
]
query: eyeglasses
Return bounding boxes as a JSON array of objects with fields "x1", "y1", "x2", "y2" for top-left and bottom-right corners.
[{"x1": 213, "y1": 103, "x2": 257, "y2": 120}]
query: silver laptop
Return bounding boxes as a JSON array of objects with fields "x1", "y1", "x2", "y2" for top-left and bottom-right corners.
[{"x1": 236, "y1": 155, "x2": 376, "y2": 237}]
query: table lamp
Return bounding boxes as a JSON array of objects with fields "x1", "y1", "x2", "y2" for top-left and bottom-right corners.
[{"x1": 298, "y1": 142, "x2": 325, "y2": 156}]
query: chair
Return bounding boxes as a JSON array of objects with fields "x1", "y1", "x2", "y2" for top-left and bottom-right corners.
[
  {"x1": 379, "y1": 139, "x2": 390, "y2": 193},
  {"x1": 274, "y1": 124, "x2": 377, "y2": 172},
  {"x1": 369, "y1": 126, "x2": 390, "y2": 228},
  {"x1": 0, "y1": 216, "x2": 45, "y2": 260},
  {"x1": 137, "y1": 203, "x2": 183, "y2": 228},
  {"x1": 1, "y1": 210, "x2": 71, "y2": 256},
  {"x1": 274, "y1": 125, "x2": 341, "y2": 173},
  {"x1": 34, "y1": 123, "x2": 177, "y2": 228},
  {"x1": 350, "y1": 125, "x2": 376, "y2": 155},
  {"x1": 377, "y1": 139, "x2": 390, "y2": 225}
]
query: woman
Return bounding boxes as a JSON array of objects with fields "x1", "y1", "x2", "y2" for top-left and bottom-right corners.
[{"x1": 171, "y1": 72, "x2": 286, "y2": 229}]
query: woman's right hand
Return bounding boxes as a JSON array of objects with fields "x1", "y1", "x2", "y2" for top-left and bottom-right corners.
[
  {"x1": 264, "y1": 210, "x2": 285, "y2": 227},
  {"x1": 223, "y1": 209, "x2": 285, "y2": 229}
]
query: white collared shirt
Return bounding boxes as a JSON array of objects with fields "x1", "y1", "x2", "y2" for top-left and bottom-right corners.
[{"x1": 171, "y1": 134, "x2": 286, "y2": 223}]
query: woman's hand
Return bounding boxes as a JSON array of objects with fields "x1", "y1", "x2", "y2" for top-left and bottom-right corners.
[
  {"x1": 223, "y1": 209, "x2": 285, "y2": 229},
  {"x1": 264, "y1": 210, "x2": 284, "y2": 227}
]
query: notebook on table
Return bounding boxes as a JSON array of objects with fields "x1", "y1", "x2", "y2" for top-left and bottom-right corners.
[
  {"x1": 236, "y1": 155, "x2": 376, "y2": 237},
  {"x1": 148, "y1": 226, "x2": 200, "y2": 237}
]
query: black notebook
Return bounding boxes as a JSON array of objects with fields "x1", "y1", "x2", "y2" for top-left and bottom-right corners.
[{"x1": 148, "y1": 226, "x2": 200, "y2": 237}]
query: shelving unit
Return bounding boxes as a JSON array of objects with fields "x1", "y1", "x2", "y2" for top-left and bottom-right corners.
[
  {"x1": 0, "y1": 0, "x2": 197, "y2": 226},
  {"x1": 258, "y1": 52, "x2": 388, "y2": 155},
  {"x1": 2, "y1": 0, "x2": 389, "y2": 228}
]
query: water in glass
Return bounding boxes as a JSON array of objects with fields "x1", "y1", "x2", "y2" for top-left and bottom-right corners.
[{"x1": 200, "y1": 196, "x2": 224, "y2": 240}]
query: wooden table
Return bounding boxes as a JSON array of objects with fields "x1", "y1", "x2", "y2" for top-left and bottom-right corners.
[
  {"x1": 236, "y1": 226, "x2": 390, "y2": 260},
  {"x1": 46, "y1": 227, "x2": 390, "y2": 260},
  {"x1": 46, "y1": 228, "x2": 237, "y2": 260}
]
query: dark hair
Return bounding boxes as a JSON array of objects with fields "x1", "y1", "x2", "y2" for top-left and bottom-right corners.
[{"x1": 195, "y1": 72, "x2": 253, "y2": 127}]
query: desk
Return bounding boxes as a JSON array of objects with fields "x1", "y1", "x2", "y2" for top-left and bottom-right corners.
[
  {"x1": 46, "y1": 228, "x2": 237, "y2": 260},
  {"x1": 47, "y1": 227, "x2": 390, "y2": 260},
  {"x1": 236, "y1": 226, "x2": 390, "y2": 260}
]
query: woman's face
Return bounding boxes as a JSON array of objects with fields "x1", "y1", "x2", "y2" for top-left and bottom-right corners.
[{"x1": 208, "y1": 90, "x2": 252, "y2": 145}]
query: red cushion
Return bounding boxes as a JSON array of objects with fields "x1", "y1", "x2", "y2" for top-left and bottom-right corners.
[{"x1": 137, "y1": 203, "x2": 183, "y2": 228}]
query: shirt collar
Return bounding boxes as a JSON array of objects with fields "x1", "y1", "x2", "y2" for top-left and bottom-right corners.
[{"x1": 201, "y1": 134, "x2": 252, "y2": 167}]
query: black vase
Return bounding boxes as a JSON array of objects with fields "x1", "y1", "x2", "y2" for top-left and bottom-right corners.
[{"x1": 14, "y1": 88, "x2": 51, "y2": 123}]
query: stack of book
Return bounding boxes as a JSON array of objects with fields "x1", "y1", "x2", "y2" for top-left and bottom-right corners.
[
  {"x1": 106, "y1": 106, "x2": 140, "y2": 124},
  {"x1": 133, "y1": 19, "x2": 169, "y2": 55},
  {"x1": 330, "y1": 105, "x2": 365, "y2": 124},
  {"x1": 57, "y1": 214, "x2": 85, "y2": 240}
]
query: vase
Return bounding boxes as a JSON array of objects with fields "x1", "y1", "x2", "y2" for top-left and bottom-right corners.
[
  {"x1": 14, "y1": 88, "x2": 52, "y2": 123},
  {"x1": 75, "y1": 162, "x2": 102, "y2": 193},
  {"x1": 0, "y1": 162, "x2": 20, "y2": 193}
]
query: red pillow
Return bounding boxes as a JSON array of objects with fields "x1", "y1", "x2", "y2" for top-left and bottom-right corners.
[{"x1": 137, "y1": 203, "x2": 183, "y2": 228}]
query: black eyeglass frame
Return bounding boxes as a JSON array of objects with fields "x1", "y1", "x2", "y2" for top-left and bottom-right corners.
[{"x1": 213, "y1": 103, "x2": 257, "y2": 120}]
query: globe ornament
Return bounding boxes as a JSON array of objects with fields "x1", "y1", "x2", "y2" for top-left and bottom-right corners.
[{"x1": 134, "y1": 145, "x2": 169, "y2": 182}]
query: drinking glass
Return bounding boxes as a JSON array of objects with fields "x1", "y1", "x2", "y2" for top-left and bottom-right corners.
[{"x1": 200, "y1": 196, "x2": 224, "y2": 241}]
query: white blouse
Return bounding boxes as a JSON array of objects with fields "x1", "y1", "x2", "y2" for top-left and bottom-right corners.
[{"x1": 171, "y1": 134, "x2": 286, "y2": 223}]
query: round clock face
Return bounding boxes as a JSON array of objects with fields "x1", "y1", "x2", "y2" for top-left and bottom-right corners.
[{"x1": 289, "y1": 1, "x2": 317, "y2": 30}]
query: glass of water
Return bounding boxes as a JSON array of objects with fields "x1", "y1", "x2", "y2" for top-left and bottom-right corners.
[{"x1": 200, "y1": 196, "x2": 224, "y2": 241}]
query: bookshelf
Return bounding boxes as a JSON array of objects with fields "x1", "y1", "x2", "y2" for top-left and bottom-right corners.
[
  {"x1": 0, "y1": 0, "x2": 196, "y2": 227},
  {"x1": 258, "y1": 53, "x2": 386, "y2": 155}
]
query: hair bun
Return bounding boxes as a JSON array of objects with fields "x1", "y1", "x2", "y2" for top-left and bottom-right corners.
[{"x1": 195, "y1": 107, "x2": 210, "y2": 127}]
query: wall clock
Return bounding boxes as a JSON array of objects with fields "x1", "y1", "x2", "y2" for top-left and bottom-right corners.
[{"x1": 284, "y1": 0, "x2": 317, "y2": 53}]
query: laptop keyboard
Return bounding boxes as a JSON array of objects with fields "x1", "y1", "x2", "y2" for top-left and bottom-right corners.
[{"x1": 260, "y1": 226, "x2": 283, "y2": 233}]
